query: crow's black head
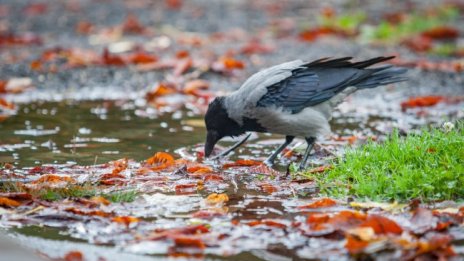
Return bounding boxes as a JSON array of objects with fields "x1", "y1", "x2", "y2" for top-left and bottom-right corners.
[{"x1": 204, "y1": 97, "x2": 244, "y2": 157}]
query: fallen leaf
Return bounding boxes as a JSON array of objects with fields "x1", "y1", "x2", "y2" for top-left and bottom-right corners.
[
  {"x1": 223, "y1": 159, "x2": 262, "y2": 169},
  {"x1": 248, "y1": 220, "x2": 287, "y2": 229},
  {"x1": 360, "y1": 214, "x2": 403, "y2": 235},
  {"x1": 63, "y1": 251, "x2": 84, "y2": 261},
  {"x1": 183, "y1": 79, "x2": 209, "y2": 95},
  {"x1": 122, "y1": 13, "x2": 146, "y2": 34},
  {"x1": 32, "y1": 174, "x2": 76, "y2": 184},
  {"x1": 89, "y1": 196, "x2": 111, "y2": 206},
  {"x1": 0, "y1": 197, "x2": 21, "y2": 208},
  {"x1": 402, "y1": 36, "x2": 433, "y2": 52},
  {"x1": 401, "y1": 96, "x2": 445, "y2": 110},
  {"x1": 299, "y1": 198, "x2": 337, "y2": 209},
  {"x1": 112, "y1": 216, "x2": 140, "y2": 226},
  {"x1": 421, "y1": 26, "x2": 459, "y2": 40},
  {"x1": 411, "y1": 208, "x2": 438, "y2": 234},
  {"x1": 173, "y1": 236, "x2": 205, "y2": 249},
  {"x1": 65, "y1": 208, "x2": 112, "y2": 217},
  {"x1": 205, "y1": 193, "x2": 229, "y2": 206},
  {"x1": 345, "y1": 234, "x2": 369, "y2": 254},
  {"x1": 146, "y1": 152, "x2": 175, "y2": 170}
]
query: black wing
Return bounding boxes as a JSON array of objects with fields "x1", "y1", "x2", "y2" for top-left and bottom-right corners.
[{"x1": 256, "y1": 56, "x2": 404, "y2": 113}]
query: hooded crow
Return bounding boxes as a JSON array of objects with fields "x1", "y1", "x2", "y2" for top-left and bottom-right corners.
[{"x1": 204, "y1": 56, "x2": 407, "y2": 169}]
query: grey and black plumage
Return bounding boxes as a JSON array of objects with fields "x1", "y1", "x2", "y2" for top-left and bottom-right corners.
[{"x1": 204, "y1": 56, "x2": 407, "y2": 169}]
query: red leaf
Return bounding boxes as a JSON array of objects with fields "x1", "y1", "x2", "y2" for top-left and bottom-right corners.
[
  {"x1": 421, "y1": 26, "x2": 459, "y2": 40},
  {"x1": 63, "y1": 251, "x2": 84, "y2": 261},
  {"x1": 122, "y1": 13, "x2": 146, "y2": 34},
  {"x1": 360, "y1": 214, "x2": 403, "y2": 235},
  {"x1": 299, "y1": 198, "x2": 337, "y2": 209},
  {"x1": 401, "y1": 96, "x2": 445, "y2": 110},
  {"x1": 223, "y1": 159, "x2": 262, "y2": 169},
  {"x1": 240, "y1": 40, "x2": 274, "y2": 55},
  {"x1": 402, "y1": 36, "x2": 433, "y2": 52},
  {"x1": 345, "y1": 234, "x2": 369, "y2": 254},
  {"x1": 173, "y1": 236, "x2": 205, "y2": 249},
  {"x1": 23, "y1": 3, "x2": 48, "y2": 16},
  {"x1": 299, "y1": 27, "x2": 345, "y2": 42},
  {"x1": 248, "y1": 220, "x2": 287, "y2": 229}
]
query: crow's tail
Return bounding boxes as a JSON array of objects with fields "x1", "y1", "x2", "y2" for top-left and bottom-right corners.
[{"x1": 356, "y1": 65, "x2": 408, "y2": 89}]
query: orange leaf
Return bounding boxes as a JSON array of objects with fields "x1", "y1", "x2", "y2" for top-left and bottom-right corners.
[
  {"x1": 0, "y1": 98, "x2": 15, "y2": 110},
  {"x1": 65, "y1": 208, "x2": 112, "y2": 217},
  {"x1": 32, "y1": 174, "x2": 76, "y2": 184},
  {"x1": 112, "y1": 216, "x2": 140, "y2": 226},
  {"x1": 63, "y1": 251, "x2": 84, "y2": 261},
  {"x1": 299, "y1": 198, "x2": 337, "y2": 209},
  {"x1": 260, "y1": 183, "x2": 278, "y2": 194},
  {"x1": 360, "y1": 214, "x2": 403, "y2": 235},
  {"x1": 248, "y1": 220, "x2": 287, "y2": 229},
  {"x1": 183, "y1": 79, "x2": 210, "y2": 95},
  {"x1": 146, "y1": 152, "x2": 175, "y2": 170},
  {"x1": 173, "y1": 236, "x2": 205, "y2": 249},
  {"x1": 345, "y1": 234, "x2": 369, "y2": 254},
  {"x1": 401, "y1": 96, "x2": 445, "y2": 110},
  {"x1": 145, "y1": 82, "x2": 177, "y2": 102},
  {"x1": 128, "y1": 52, "x2": 158, "y2": 64},
  {"x1": 89, "y1": 196, "x2": 110, "y2": 206},
  {"x1": 223, "y1": 159, "x2": 262, "y2": 169},
  {"x1": 221, "y1": 57, "x2": 244, "y2": 70},
  {"x1": 205, "y1": 193, "x2": 229, "y2": 205},
  {"x1": 421, "y1": 26, "x2": 459, "y2": 40},
  {"x1": 0, "y1": 197, "x2": 21, "y2": 208}
]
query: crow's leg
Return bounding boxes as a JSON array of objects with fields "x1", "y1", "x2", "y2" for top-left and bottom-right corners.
[
  {"x1": 298, "y1": 137, "x2": 316, "y2": 171},
  {"x1": 263, "y1": 136, "x2": 294, "y2": 166}
]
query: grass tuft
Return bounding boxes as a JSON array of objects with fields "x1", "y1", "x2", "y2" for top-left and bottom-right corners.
[{"x1": 305, "y1": 122, "x2": 464, "y2": 202}]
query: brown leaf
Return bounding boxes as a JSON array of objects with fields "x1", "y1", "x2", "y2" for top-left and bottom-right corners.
[
  {"x1": 112, "y1": 216, "x2": 140, "y2": 226},
  {"x1": 248, "y1": 220, "x2": 287, "y2": 229},
  {"x1": 299, "y1": 198, "x2": 337, "y2": 209},
  {"x1": 63, "y1": 251, "x2": 84, "y2": 261},
  {"x1": 401, "y1": 96, "x2": 445, "y2": 110},
  {"x1": 0, "y1": 197, "x2": 21, "y2": 208},
  {"x1": 360, "y1": 214, "x2": 403, "y2": 235},
  {"x1": 421, "y1": 26, "x2": 459, "y2": 40},
  {"x1": 32, "y1": 174, "x2": 76, "y2": 184},
  {"x1": 65, "y1": 207, "x2": 112, "y2": 217},
  {"x1": 411, "y1": 208, "x2": 438, "y2": 234},
  {"x1": 223, "y1": 159, "x2": 262, "y2": 169},
  {"x1": 122, "y1": 13, "x2": 146, "y2": 34},
  {"x1": 345, "y1": 234, "x2": 369, "y2": 254}
]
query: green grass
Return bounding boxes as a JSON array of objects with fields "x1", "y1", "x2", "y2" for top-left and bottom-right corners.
[
  {"x1": 305, "y1": 122, "x2": 464, "y2": 202},
  {"x1": 0, "y1": 181, "x2": 137, "y2": 203},
  {"x1": 102, "y1": 190, "x2": 137, "y2": 203}
]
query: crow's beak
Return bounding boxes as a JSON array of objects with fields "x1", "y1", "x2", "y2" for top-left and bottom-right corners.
[{"x1": 205, "y1": 131, "x2": 220, "y2": 158}]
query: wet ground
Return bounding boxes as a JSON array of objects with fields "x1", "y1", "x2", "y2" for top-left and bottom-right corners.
[{"x1": 1, "y1": 0, "x2": 464, "y2": 260}]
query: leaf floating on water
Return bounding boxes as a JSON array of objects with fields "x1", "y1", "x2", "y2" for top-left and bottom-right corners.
[
  {"x1": 222, "y1": 159, "x2": 262, "y2": 169},
  {"x1": 299, "y1": 198, "x2": 337, "y2": 209}
]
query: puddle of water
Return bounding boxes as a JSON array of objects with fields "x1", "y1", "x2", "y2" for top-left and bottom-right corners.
[{"x1": 0, "y1": 101, "x2": 206, "y2": 167}]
